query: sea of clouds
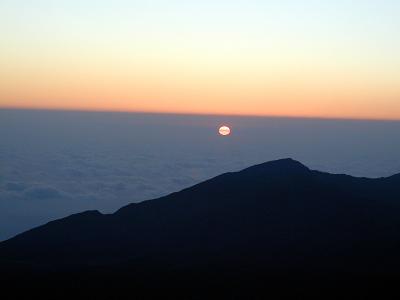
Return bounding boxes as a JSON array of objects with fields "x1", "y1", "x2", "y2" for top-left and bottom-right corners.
[{"x1": 1, "y1": 109, "x2": 400, "y2": 241}]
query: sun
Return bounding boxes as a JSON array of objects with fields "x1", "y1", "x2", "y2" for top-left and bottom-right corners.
[{"x1": 218, "y1": 125, "x2": 231, "y2": 136}]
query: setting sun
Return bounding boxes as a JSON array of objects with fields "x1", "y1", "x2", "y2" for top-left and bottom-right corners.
[{"x1": 219, "y1": 126, "x2": 231, "y2": 136}]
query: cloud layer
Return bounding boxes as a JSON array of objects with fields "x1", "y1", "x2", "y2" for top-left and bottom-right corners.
[{"x1": 1, "y1": 109, "x2": 400, "y2": 241}]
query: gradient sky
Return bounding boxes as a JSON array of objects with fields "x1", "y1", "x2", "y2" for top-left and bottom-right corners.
[{"x1": 1, "y1": 0, "x2": 400, "y2": 119}]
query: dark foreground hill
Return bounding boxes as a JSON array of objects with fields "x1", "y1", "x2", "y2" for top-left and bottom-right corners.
[{"x1": 2, "y1": 158, "x2": 400, "y2": 298}]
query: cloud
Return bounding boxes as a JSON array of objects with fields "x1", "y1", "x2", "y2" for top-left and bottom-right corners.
[
  {"x1": 110, "y1": 182, "x2": 126, "y2": 192},
  {"x1": 4, "y1": 182, "x2": 27, "y2": 191},
  {"x1": 24, "y1": 186, "x2": 62, "y2": 200},
  {"x1": 62, "y1": 168, "x2": 85, "y2": 179}
]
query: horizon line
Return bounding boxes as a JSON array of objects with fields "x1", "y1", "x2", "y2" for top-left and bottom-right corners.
[{"x1": 1, "y1": 106, "x2": 400, "y2": 123}]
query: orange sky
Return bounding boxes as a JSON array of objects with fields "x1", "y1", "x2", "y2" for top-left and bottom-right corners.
[{"x1": 1, "y1": 0, "x2": 400, "y2": 120}]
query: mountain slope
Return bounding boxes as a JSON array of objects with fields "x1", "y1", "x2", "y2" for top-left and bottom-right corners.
[{"x1": 1, "y1": 158, "x2": 400, "y2": 276}]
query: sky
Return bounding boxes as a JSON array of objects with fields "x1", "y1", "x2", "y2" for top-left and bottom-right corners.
[{"x1": 1, "y1": 0, "x2": 400, "y2": 119}]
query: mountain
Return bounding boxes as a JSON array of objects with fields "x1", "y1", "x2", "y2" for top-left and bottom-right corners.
[{"x1": 2, "y1": 158, "x2": 400, "y2": 298}]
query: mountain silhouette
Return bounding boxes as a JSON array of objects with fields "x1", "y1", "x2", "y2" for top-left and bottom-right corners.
[{"x1": 2, "y1": 158, "x2": 400, "y2": 298}]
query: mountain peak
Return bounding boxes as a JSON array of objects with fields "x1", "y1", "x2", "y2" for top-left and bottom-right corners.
[
  {"x1": 262, "y1": 158, "x2": 306, "y2": 167},
  {"x1": 239, "y1": 158, "x2": 309, "y2": 176}
]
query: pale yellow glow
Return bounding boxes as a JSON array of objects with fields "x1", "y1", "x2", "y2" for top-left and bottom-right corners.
[{"x1": 219, "y1": 126, "x2": 231, "y2": 136}]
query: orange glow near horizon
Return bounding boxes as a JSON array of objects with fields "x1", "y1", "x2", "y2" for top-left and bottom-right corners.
[
  {"x1": 1, "y1": 1, "x2": 400, "y2": 120},
  {"x1": 2, "y1": 67, "x2": 399, "y2": 120}
]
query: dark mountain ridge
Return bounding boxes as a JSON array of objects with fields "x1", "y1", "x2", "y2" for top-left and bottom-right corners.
[{"x1": 2, "y1": 158, "x2": 400, "y2": 298}]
